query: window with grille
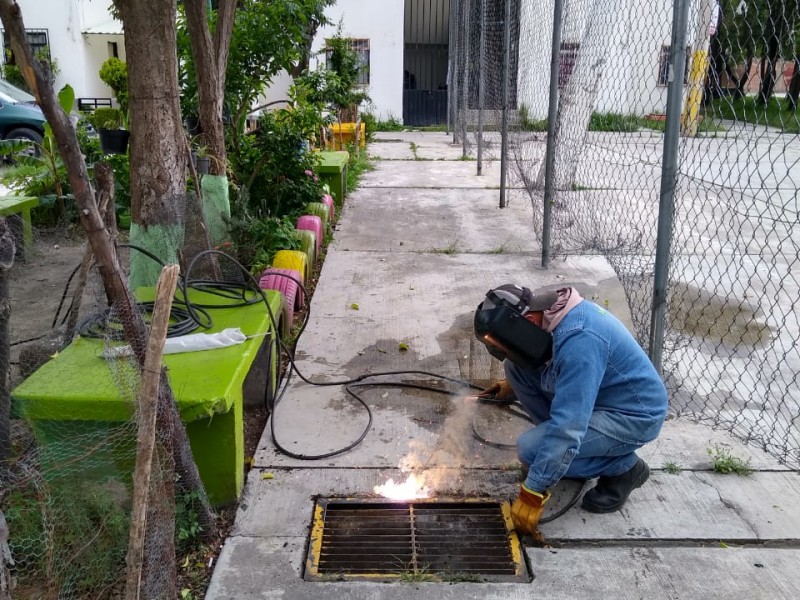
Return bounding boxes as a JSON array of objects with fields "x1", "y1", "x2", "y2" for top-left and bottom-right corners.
[
  {"x1": 326, "y1": 38, "x2": 370, "y2": 85},
  {"x1": 657, "y1": 45, "x2": 691, "y2": 86},
  {"x1": 559, "y1": 42, "x2": 580, "y2": 90},
  {"x1": 2, "y1": 28, "x2": 50, "y2": 65}
]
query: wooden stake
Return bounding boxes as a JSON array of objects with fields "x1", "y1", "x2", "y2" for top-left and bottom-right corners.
[{"x1": 124, "y1": 264, "x2": 179, "y2": 600}]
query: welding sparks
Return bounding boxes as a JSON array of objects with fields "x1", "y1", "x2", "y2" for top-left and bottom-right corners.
[{"x1": 373, "y1": 473, "x2": 431, "y2": 500}]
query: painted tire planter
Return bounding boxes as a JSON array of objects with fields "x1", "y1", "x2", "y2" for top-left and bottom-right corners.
[
  {"x1": 271, "y1": 250, "x2": 308, "y2": 298},
  {"x1": 296, "y1": 215, "x2": 323, "y2": 255},
  {"x1": 305, "y1": 202, "x2": 329, "y2": 229},
  {"x1": 292, "y1": 229, "x2": 316, "y2": 280},
  {"x1": 259, "y1": 267, "x2": 303, "y2": 335},
  {"x1": 321, "y1": 193, "x2": 335, "y2": 221}
]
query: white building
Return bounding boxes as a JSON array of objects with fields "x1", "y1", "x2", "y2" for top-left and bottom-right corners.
[
  {"x1": 307, "y1": 0, "x2": 704, "y2": 125},
  {"x1": 2, "y1": 0, "x2": 123, "y2": 106}
]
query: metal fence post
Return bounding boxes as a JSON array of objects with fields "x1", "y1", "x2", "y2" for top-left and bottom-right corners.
[
  {"x1": 451, "y1": 0, "x2": 460, "y2": 144},
  {"x1": 648, "y1": 0, "x2": 690, "y2": 372},
  {"x1": 541, "y1": 0, "x2": 564, "y2": 268},
  {"x1": 499, "y1": 0, "x2": 511, "y2": 208},
  {"x1": 462, "y1": 0, "x2": 471, "y2": 158},
  {"x1": 477, "y1": 0, "x2": 485, "y2": 175}
]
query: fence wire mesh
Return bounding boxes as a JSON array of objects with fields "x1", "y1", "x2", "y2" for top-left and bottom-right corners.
[
  {"x1": 1, "y1": 195, "x2": 218, "y2": 597},
  {"x1": 451, "y1": 0, "x2": 800, "y2": 467}
]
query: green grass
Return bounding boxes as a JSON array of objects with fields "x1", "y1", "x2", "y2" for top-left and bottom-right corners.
[
  {"x1": 663, "y1": 461, "x2": 682, "y2": 474},
  {"x1": 708, "y1": 95, "x2": 800, "y2": 133},
  {"x1": 427, "y1": 240, "x2": 459, "y2": 254},
  {"x1": 707, "y1": 445, "x2": 753, "y2": 476},
  {"x1": 345, "y1": 144, "x2": 375, "y2": 191}
]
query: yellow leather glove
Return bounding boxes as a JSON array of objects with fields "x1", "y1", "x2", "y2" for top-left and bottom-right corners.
[
  {"x1": 510, "y1": 484, "x2": 551, "y2": 535},
  {"x1": 478, "y1": 379, "x2": 514, "y2": 402}
]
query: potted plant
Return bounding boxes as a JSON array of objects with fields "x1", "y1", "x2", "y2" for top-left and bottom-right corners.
[
  {"x1": 93, "y1": 107, "x2": 129, "y2": 155},
  {"x1": 190, "y1": 141, "x2": 211, "y2": 175}
]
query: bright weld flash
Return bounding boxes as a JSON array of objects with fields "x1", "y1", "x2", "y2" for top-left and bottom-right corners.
[{"x1": 373, "y1": 473, "x2": 431, "y2": 500}]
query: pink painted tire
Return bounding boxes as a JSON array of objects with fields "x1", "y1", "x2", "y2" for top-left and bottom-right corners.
[
  {"x1": 296, "y1": 215, "x2": 323, "y2": 254},
  {"x1": 258, "y1": 266, "x2": 304, "y2": 308},
  {"x1": 321, "y1": 193, "x2": 335, "y2": 221}
]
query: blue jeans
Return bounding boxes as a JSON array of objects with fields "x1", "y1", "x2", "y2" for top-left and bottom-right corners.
[{"x1": 506, "y1": 361, "x2": 642, "y2": 481}]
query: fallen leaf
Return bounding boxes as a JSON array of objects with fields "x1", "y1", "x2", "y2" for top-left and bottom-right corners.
[
  {"x1": 262, "y1": 472, "x2": 275, "y2": 480},
  {"x1": 399, "y1": 343, "x2": 409, "y2": 352},
  {"x1": 377, "y1": 346, "x2": 386, "y2": 353},
  {"x1": 181, "y1": 556, "x2": 190, "y2": 568},
  {"x1": 350, "y1": 303, "x2": 359, "y2": 310},
  {"x1": 381, "y1": 392, "x2": 389, "y2": 398}
]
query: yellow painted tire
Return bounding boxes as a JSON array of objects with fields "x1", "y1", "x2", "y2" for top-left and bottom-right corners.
[{"x1": 272, "y1": 250, "x2": 307, "y2": 288}]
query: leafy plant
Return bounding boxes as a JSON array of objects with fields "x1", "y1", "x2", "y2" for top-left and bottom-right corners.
[
  {"x1": 89, "y1": 107, "x2": 124, "y2": 131},
  {"x1": 230, "y1": 107, "x2": 324, "y2": 219},
  {"x1": 518, "y1": 103, "x2": 548, "y2": 132},
  {"x1": 99, "y1": 57, "x2": 129, "y2": 115},
  {"x1": 2, "y1": 46, "x2": 59, "y2": 92},
  {"x1": 3, "y1": 482, "x2": 130, "y2": 596},
  {"x1": 176, "y1": 490, "x2": 204, "y2": 553},
  {"x1": 227, "y1": 212, "x2": 302, "y2": 274},
  {"x1": 663, "y1": 461, "x2": 682, "y2": 474},
  {"x1": 324, "y1": 31, "x2": 370, "y2": 121},
  {"x1": 707, "y1": 445, "x2": 753, "y2": 475},
  {"x1": 345, "y1": 142, "x2": 374, "y2": 193}
]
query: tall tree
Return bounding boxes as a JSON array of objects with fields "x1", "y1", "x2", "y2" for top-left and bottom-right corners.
[
  {"x1": 113, "y1": 0, "x2": 189, "y2": 290},
  {"x1": 184, "y1": 0, "x2": 236, "y2": 176}
]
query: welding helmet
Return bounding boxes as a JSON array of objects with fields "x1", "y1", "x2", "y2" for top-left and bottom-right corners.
[{"x1": 473, "y1": 284, "x2": 557, "y2": 369}]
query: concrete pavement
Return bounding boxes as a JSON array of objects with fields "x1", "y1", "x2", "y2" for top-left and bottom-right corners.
[{"x1": 206, "y1": 132, "x2": 800, "y2": 599}]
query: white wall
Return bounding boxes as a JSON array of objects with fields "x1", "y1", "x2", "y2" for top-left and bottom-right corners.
[
  {"x1": 5, "y1": 0, "x2": 122, "y2": 105},
  {"x1": 517, "y1": 0, "x2": 702, "y2": 118},
  {"x1": 312, "y1": 0, "x2": 405, "y2": 121}
]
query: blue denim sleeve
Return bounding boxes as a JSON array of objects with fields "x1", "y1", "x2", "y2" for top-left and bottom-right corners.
[{"x1": 524, "y1": 331, "x2": 608, "y2": 492}]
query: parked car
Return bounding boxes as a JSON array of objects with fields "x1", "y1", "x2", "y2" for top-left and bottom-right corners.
[{"x1": 0, "y1": 78, "x2": 45, "y2": 148}]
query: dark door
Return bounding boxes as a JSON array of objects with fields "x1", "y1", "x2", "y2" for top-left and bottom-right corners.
[{"x1": 403, "y1": 0, "x2": 449, "y2": 126}]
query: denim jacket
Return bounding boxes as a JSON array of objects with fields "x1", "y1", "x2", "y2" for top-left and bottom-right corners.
[{"x1": 525, "y1": 300, "x2": 668, "y2": 491}]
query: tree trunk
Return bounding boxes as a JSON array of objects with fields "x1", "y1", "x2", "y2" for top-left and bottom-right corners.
[
  {"x1": 0, "y1": 509, "x2": 13, "y2": 600},
  {"x1": 786, "y1": 58, "x2": 800, "y2": 111},
  {"x1": 534, "y1": 0, "x2": 609, "y2": 192},
  {"x1": 184, "y1": 0, "x2": 236, "y2": 176},
  {"x1": 0, "y1": 218, "x2": 14, "y2": 473},
  {"x1": 114, "y1": 0, "x2": 187, "y2": 227},
  {"x1": 758, "y1": 18, "x2": 784, "y2": 105},
  {"x1": 0, "y1": 0, "x2": 216, "y2": 553},
  {"x1": 736, "y1": 55, "x2": 753, "y2": 99}
]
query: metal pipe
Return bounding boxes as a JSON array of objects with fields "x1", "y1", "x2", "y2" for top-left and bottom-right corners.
[
  {"x1": 648, "y1": 0, "x2": 690, "y2": 372},
  {"x1": 477, "y1": 0, "x2": 485, "y2": 175},
  {"x1": 541, "y1": 0, "x2": 564, "y2": 267},
  {"x1": 499, "y1": 0, "x2": 511, "y2": 208}
]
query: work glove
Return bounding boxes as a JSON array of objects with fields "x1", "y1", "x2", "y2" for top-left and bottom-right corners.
[
  {"x1": 510, "y1": 484, "x2": 551, "y2": 535},
  {"x1": 478, "y1": 379, "x2": 514, "y2": 402}
]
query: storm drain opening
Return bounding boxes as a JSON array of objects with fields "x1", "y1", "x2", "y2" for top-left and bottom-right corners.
[{"x1": 304, "y1": 498, "x2": 531, "y2": 582}]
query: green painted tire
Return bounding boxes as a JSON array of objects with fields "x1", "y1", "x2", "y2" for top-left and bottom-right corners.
[
  {"x1": 305, "y1": 202, "x2": 329, "y2": 229},
  {"x1": 292, "y1": 229, "x2": 316, "y2": 279}
]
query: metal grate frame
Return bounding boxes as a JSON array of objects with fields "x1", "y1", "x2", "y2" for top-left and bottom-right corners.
[{"x1": 304, "y1": 497, "x2": 530, "y2": 583}]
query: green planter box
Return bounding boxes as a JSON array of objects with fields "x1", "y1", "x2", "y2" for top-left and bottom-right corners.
[
  {"x1": 12, "y1": 287, "x2": 283, "y2": 506},
  {"x1": 317, "y1": 150, "x2": 349, "y2": 205}
]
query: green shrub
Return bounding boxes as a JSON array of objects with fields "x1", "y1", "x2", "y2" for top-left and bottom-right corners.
[
  {"x1": 88, "y1": 107, "x2": 124, "y2": 130},
  {"x1": 518, "y1": 103, "x2": 548, "y2": 131},
  {"x1": 227, "y1": 212, "x2": 302, "y2": 275},
  {"x1": 588, "y1": 112, "x2": 642, "y2": 132},
  {"x1": 99, "y1": 57, "x2": 129, "y2": 115}
]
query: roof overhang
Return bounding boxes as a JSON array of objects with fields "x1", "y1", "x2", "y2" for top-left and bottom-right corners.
[{"x1": 82, "y1": 20, "x2": 123, "y2": 35}]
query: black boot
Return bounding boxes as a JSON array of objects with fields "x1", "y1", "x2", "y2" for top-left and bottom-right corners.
[{"x1": 581, "y1": 457, "x2": 650, "y2": 514}]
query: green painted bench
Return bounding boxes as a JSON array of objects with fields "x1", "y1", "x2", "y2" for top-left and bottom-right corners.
[
  {"x1": 317, "y1": 150, "x2": 349, "y2": 205},
  {"x1": 12, "y1": 287, "x2": 283, "y2": 506},
  {"x1": 0, "y1": 195, "x2": 38, "y2": 259}
]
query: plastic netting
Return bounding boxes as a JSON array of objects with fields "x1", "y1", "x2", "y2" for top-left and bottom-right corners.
[{"x1": 450, "y1": 0, "x2": 800, "y2": 467}]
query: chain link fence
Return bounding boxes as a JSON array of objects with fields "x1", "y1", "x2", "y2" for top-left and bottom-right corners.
[{"x1": 450, "y1": 0, "x2": 800, "y2": 468}]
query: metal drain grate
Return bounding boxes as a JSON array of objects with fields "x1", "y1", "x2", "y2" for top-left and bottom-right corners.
[{"x1": 304, "y1": 498, "x2": 530, "y2": 582}]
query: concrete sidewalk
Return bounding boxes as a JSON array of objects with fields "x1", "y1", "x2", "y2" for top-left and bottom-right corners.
[{"x1": 206, "y1": 132, "x2": 800, "y2": 599}]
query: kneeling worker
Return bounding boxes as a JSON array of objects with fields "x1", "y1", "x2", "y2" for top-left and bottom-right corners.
[{"x1": 474, "y1": 284, "x2": 668, "y2": 534}]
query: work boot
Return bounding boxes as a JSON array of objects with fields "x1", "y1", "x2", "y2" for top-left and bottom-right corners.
[{"x1": 581, "y1": 457, "x2": 650, "y2": 514}]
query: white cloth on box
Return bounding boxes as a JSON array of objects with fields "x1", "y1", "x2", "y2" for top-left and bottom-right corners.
[{"x1": 102, "y1": 327, "x2": 248, "y2": 359}]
